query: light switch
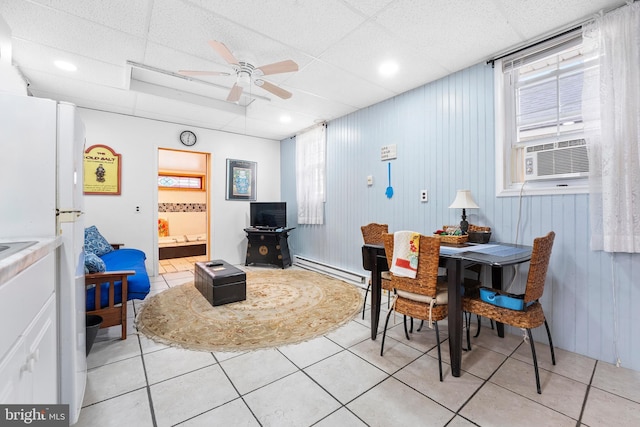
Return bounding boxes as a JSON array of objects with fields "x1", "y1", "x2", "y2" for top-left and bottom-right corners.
[{"x1": 367, "y1": 175, "x2": 373, "y2": 186}]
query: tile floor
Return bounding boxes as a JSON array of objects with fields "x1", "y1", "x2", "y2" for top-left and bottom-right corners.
[
  {"x1": 158, "y1": 255, "x2": 208, "y2": 275},
  {"x1": 77, "y1": 265, "x2": 640, "y2": 427}
]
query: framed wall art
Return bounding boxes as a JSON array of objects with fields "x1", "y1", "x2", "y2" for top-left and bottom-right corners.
[
  {"x1": 83, "y1": 144, "x2": 122, "y2": 195},
  {"x1": 226, "y1": 159, "x2": 256, "y2": 201}
]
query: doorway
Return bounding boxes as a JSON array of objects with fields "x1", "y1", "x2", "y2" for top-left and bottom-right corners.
[{"x1": 157, "y1": 148, "x2": 210, "y2": 273}]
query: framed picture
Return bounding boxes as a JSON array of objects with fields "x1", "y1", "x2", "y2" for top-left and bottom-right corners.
[
  {"x1": 83, "y1": 144, "x2": 122, "y2": 195},
  {"x1": 226, "y1": 159, "x2": 256, "y2": 201}
]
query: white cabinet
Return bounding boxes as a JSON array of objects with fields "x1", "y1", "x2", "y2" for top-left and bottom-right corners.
[
  {"x1": 0, "y1": 335, "x2": 27, "y2": 402},
  {"x1": 0, "y1": 253, "x2": 57, "y2": 403}
]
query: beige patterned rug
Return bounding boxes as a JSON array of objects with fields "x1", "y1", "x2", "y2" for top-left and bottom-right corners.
[{"x1": 135, "y1": 269, "x2": 363, "y2": 352}]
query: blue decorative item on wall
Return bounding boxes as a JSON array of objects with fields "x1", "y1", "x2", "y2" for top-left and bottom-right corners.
[{"x1": 385, "y1": 162, "x2": 394, "y2": 199}]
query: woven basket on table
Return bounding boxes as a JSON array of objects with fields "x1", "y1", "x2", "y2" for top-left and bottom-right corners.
[
  {"x1": 467, "y1": 224, "x2": 492, "y2": 243},
  {"x1": 468, "y1": 224, "x2": 491, "y2": 232},
  {"x1": 435, "y1": 225, "x2": 468, "y2": 244}
]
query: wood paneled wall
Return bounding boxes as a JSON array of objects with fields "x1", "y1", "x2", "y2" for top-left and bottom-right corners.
[{"x1": 280, "y1": 63, "x2": 639, "y2": 372}]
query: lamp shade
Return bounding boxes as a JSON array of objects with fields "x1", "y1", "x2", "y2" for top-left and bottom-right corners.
[{"x1": 449, "y1": 190, "x2": 479, "y2": 209}]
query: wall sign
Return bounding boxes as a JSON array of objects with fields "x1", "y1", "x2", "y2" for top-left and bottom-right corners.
[
  {"x1": 84, "y1": 144, "x2": 122, "y2": 195},
  {"x1": 381, "y1": 144, "x2": 397, "y2": 160}
]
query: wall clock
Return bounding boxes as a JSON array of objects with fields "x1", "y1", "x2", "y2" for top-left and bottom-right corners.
[{"x1": 179, "y1": 130, "x2": 197, "y2": 146}]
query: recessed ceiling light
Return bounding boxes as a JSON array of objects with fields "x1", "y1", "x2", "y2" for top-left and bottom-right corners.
[
  {"x1": 379, "y1": 61, "x2": 399, "y2": 77},
  {"x1": 54, "y1": 60, "x2": 77, "y2": 72},
  {"x1": 280, "y1": 115, "x2": 291, "y2": 123}
]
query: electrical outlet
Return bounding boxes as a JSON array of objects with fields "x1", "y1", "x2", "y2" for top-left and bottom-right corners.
[
  {"x1": 135, "y1": 206, "x2": 140, "y2": 213},
  {"x1": 420, "y1": 190, "x2": 428, "y2": 202}
]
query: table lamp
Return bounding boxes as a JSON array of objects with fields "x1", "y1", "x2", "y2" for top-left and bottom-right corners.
[{"x1": 449, "y1": 189, "x2": 479, "y2": 234}]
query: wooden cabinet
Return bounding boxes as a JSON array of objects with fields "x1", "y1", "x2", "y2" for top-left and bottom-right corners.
[
  {"x1": 244, "y1": 228, "x2": 294, "y2": 269},
  {"x1": 0, "y1": 253, "x2": 57, "y2": 403}
]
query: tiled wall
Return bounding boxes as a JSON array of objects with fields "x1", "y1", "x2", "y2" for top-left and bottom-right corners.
[{"x1": 158, "y1": 203, "x2": 207, "y2": 213}]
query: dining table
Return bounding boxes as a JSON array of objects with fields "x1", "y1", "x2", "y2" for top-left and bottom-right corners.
[{"x1": 362, "y1": 240, "x2": 533, "y2": 378}]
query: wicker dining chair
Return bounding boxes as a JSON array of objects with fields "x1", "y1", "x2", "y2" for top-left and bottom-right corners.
[
  {"x1": 360, "y1": 223, "x2": 391, "y2": 319},
  {"x1": 381, "y1": 233, "x2": 449, "y2": 381},
  {"x1": 462, "y1": 231, "x2": 556, "y2": 394}
]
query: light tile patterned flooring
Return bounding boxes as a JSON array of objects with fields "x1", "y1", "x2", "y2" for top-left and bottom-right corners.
[
  {"x1": 77, "y1": 264, "x2": 640, "y2": 427},
  {"x1": 158, "y1": 255, "x2": 208, "y2": 275}
]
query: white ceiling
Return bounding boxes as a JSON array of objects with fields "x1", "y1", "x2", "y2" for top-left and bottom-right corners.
[{"x1": 0, "y1": 0, "x2": 626, "y2": 141}]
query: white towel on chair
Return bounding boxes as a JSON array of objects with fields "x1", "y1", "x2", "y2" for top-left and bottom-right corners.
[{"x1": 390, "y1": 231, "x2": 420, "y2": 278}]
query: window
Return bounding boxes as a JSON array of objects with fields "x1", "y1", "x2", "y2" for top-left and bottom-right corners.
[
  {"x1": 158, "y1": 173, "x2": 204, "y2": 190},
  {"x1": 296, "y1": 124, "x2": 326, "y2": 224},
  {"x1": 496, "y1": 29, "x2": 595, "y2": 196}
]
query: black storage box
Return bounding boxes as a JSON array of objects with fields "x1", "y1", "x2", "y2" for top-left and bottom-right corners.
[{"x1": 194, "y1": 260, "x2": 246, "y2": 306}]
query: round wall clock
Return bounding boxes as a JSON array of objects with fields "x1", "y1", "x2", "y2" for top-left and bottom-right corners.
[{"x1": 179, "y1": 130, "x2": 197, "y2": 146}]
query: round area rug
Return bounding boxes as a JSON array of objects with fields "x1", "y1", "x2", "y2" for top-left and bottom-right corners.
[{"x1": 135, "y1": 268, "x2": 363, "y2": 352}]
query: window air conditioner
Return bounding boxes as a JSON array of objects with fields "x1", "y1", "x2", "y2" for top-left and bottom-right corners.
[{"x1": 523, "y1": 139, "x2": 589, "y2": 181}]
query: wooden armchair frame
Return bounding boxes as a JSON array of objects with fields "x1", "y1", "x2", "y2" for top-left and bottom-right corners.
[{"x1": 85, "y1": 270, "x2": 134, "y2": 340}]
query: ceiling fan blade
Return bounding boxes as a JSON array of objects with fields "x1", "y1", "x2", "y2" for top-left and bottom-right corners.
[
  {"x1": 178, "y1": 70, "x2": 231, "y2": 76},
  {"x1": 255, "y1": 59, "x2": 299, "y2": 76},
  {"x1": 255, "y1": 80, "x2": 292, "y2": 99},
  {"x1": 208, "y1": 40, "x2": 240, "y2": 65},
  {"x1": 226, "y1": 83, "x2": 243, "y2": 102}
]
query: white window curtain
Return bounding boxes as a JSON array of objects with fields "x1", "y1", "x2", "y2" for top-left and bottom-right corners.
[
  {"x1": 295, "y1": 124, "x2": 326, "y2": 224},
  {"x1": 582, "y1": 1, "x2": 640, "y2": 253}
]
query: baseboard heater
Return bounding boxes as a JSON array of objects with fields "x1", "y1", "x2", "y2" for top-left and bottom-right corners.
[{"x1": 293, "y1": 255, "x2": 366, "y2": 287}]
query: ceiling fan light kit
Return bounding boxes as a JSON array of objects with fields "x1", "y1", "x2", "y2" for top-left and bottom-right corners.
[
  {"x1": 179, "y1": 40, "x2": 298, "y2": 103},
  {"x1": 235, "y1": 65, "x2": 253, "y2": 88}
]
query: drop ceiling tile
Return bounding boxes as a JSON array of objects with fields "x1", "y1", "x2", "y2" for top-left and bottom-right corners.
[
  {"x1": 319, "y1": 20, "x2": 451, "y2": 93},
  {"x1": 375, "y1": 0, "x2": 522, "y2": 71},
  {"x1": 193, "y1": 0, "x2": 366, "y2": 56},
  {"x1": 286, "y1": 60, "x2": 395, "y2": 110},
  {"x1": 246, "y1": 101, "x2": 317, "y2": 127},
  {"x1": 12, "y1": 39, "x2": 127, "y2": 89},
  {"x1": 146, "y1": 1, "x2": 238, "y2": 59},
  {"x1": 221, "y1": 112, "x2": 304, "y2": 141},
  {"x1": 341, "y1": 0, "x2": 397, "y2": 17},
  {"x1": 142, "y1": 42, "x2": 233, "y2": 77},
  {"x1": 43, "y1": 0, "x2": 152, "y2": 37},
  {"x1": 494, "y1": 0, "x2": 626, "y2": 40},
  {"x1": 27, "y1": 0, "x2": 53, "y2": 6},
  {"x1": 1, "y1": 0, "x2": 146, "y2": 65},
  {"x1": 278, "y1": 91, "x2": 358, "y2": 123}
]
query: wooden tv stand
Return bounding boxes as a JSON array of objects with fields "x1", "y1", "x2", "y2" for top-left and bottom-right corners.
[{"x1": 244, "y1": 227, "x2": 294, "y2": 269}]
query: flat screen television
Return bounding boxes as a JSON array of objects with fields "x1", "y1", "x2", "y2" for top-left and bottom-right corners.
[{"x1": 250, "y1": 202, "x2": 286, "y2": 229}]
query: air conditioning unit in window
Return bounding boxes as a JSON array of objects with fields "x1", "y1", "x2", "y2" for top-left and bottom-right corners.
[{"x1": 523, "y1": 139, "x2": 589, "y2": 181}]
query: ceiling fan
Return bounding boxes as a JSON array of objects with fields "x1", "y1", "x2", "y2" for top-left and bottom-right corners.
[{"x1": 179, "y1": 40, "x2": 298, "y2": 102}]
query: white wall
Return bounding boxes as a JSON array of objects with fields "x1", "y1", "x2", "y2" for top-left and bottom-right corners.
[
  {"x1": 78, "y1": 109, "x2": 281, "y2": 275},
  {"x1": 0, "y1": 63, "x2": 28, "y2": 95},
  {"x1": 0, "y1": 16, "x2": 27, "y2": 95}
]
